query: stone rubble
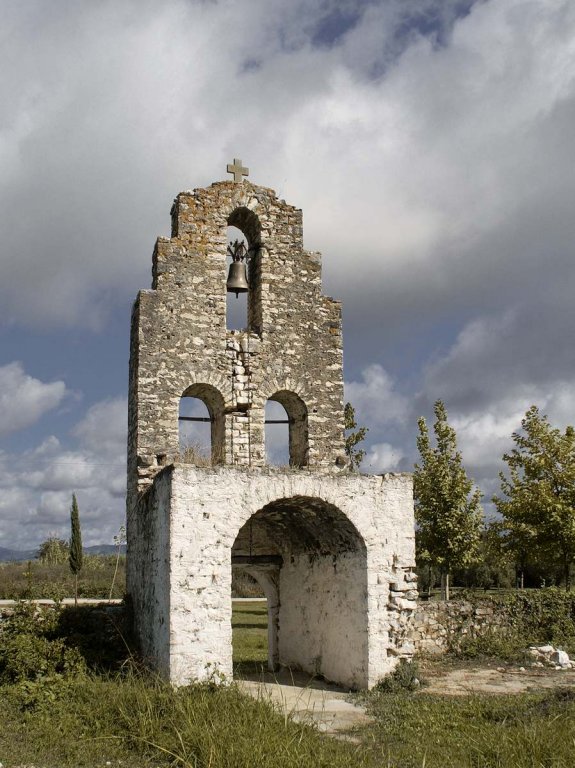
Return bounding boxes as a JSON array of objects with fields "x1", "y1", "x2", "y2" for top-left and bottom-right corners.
[{"x1": 528, "y1": 645, "x2": 574, "y2": 669}]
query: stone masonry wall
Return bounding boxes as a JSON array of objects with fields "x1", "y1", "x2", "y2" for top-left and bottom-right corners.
[
  {"x1": 410, "y1": 600, "x2": 507, "y2": 655},
  {"x1": 127, "y1": 180, "x2": 345, "y2": 523},
  {"x1": 126, "y1": 175, "x2": 418, "y2": 690}
]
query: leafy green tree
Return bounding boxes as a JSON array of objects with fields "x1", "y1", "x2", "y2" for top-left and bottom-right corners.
[
  {"x1": 69, "y1": 494, "x2": 83, "y2": 605},
  {"x1": 344, "y1": 402, "x2": 368, "y2": 470},
  {"x1": 37, "y1": 537, "x2": 69, "y2": 565},
  {"x1": 414, "y1": 400, "x2": 483, "y2": 600},
  {"x1": 494, "y1": 406, "x2": 575, "y2": 590},
  {"x1": 455, "y1": 522, "x2": 515, "y2": 590}
]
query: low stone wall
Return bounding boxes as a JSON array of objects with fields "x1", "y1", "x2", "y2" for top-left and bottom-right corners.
[{"x1": 410, "y1": 599, "x2": 508, "y2": 655}]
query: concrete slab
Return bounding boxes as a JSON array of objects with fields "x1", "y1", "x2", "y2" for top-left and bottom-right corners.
[{"x1": 236, "y1": 668, "x2": 371, "y2": 738}]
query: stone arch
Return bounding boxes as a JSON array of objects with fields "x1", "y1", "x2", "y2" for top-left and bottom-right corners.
[
  {"x1": 231, "y1": 495, "x2": 368, "y2": 687},
  {"x1": 179, "y1": 383, "x2": 225, "y2": 464},
  {"x1": 266, "y1": 390, "x2": 308, "y2": 467},
  {"x1": 227, "y1": 206, "x2": 261, "y2": 246},
  {"x1": 227, "y1": 207, "x2": 262, "y2": 333}
]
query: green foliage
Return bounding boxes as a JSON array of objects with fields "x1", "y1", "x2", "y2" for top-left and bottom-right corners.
[
  {"x1": 68, "y1": 493, "x2": 83, "y2": 576},
  {"x1": 0, "y1": 604, "x2": 86, "y2": 689},
  {"x1": 414, "y1": 400, "x2": 483, "y2": 598},
  {"x1": 0, "y1": 554, "x2": 126, "y2": 600},
  {"x1": 451, "y1": 589, "x2": 575, "y2": 660},
  {"x1": 37, "y1": 536, "x2": 69, "y2": 565},
  {"x1": 455, "y1": 629, "x2": 529, "y2": 662},
  {"x1": 344, "y1": 401, "x2": 368, "y2": 470},
  {"x1": 503, "y1": 588, "x2": 575, "y2": 650},
  {"x1": 2, "y1": 601, "x2": 575, "y2": 767},
  {"x1": 494, "y1": 406, "x2": 575, "y2": 590},
  {"x1": 373, "y1": 660, "x2": 424, "y2": 693}
]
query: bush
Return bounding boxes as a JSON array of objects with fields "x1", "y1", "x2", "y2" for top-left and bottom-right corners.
[
  {"x1": 373, "y1": 660, "x2": 424, "y2": 694},
  {"x1": 448, "y1": 588, "x2": 575, "y2": 661},
  {"x1": 0, "y1": 603, "x2": 86, "y2": 685},
  {"x1": 0, "y1": 555, "x2": 126, "y2": 600}
]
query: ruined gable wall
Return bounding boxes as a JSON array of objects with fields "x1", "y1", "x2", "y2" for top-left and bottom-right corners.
[{"x1": 127, "y1": 181, "x2": 345, "y2": 514}]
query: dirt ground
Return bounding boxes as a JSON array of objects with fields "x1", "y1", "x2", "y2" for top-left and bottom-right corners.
[{"x1": 418, "y1": 657, "x2": 575, "y2": 695}]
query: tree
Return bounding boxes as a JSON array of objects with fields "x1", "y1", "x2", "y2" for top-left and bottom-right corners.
[
  {"x1": 69, "y1": 494, "x2": 83, "y2": 606},
  {"x1": 494, "y1": 406, "x2": 575, "y2": 590},
  {"x1": 344, "y1": 402, "x2": 368, "y2": 470},
  {"x1": 37, "y1": 536, "x2": 69, "y2": 565},
  {"x1": 414, "y1": 400, "x2": 483, "y2": 600}
]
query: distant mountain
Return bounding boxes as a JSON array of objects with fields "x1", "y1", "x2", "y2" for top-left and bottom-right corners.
[
  {"x1": 0, "y1": 544, "x2": 126, "y2": 563},
  {"x1": 84, "y1": 544, "x2": 127, "y2": 556},
  {"x1": 0, "y1": 547, "x2": 37, "y2": 562}
]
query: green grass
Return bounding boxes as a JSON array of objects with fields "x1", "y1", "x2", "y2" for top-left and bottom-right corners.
[
  {"x1": 0, "y1": 675, "x2": 369, "y2": 767},
  {"x1": 2, "y1": 601, "x2": 575, "y2": 767},
  {"x1": 232, "y1": 599, "x2": 268, "y2": 675},
  {"x1": 360, "y1": 688, "x2": 575, "y2": 768}
]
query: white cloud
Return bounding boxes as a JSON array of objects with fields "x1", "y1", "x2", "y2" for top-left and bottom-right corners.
[
  {"x1": 364, "y1": 441, "x2": 405, "y2": 473},
  {"x1": 72, "y1": 398, "x2": 127, "y2": 455},
  {"x1": 0, "y1": 396, "x2": 127, "y2": 550},
  {"x1": 345, "y1": 364, "x2": 409, "y2": 428},
  {"x1": 0, "y1": 362, "x2": 67, "y2": 436}
]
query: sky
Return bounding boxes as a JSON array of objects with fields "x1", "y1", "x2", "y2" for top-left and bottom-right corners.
[{"x1": 1, "y1": 0, "x2": 575, "y2": 550}]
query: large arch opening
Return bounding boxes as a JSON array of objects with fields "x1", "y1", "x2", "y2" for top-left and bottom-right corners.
[
  {"x1": 226, "y1": 207, "x2": 262, "y2": 334},
  {"x1": 178, "y1": 383, "x2": 225, "y2": 465},
  {"x1": 231, "y1": 496, "x2": 368, "y2": 689}
]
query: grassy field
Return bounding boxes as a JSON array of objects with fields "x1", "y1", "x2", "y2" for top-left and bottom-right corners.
[
  {"x1": 232, "y1": 599, "x2": 268, "y2": 675},
  {"x1": 1, "y1": 600, "x2": 575, "y2": 767}
]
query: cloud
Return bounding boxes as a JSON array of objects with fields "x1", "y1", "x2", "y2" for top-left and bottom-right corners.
[
  {"x1": 345, "y1": 364, "x2": 410, "y2": 428},
  {"x1": 72, "y1": 398, "x2": 127, "y2": 455},
  {"x1": 1, "y1": 0, "x2": 573, "y2": 339},
  {"x1": 0, "y1": 362, "x2": 67, "y2": 436},
  {"x1": 364, "y1": 441, "x2": 405, "y2": 473},
  {"x1": 0, "y1": 397, "x2": 127, "y2": 550},
  {"x1": 417, "y1": 307, "x2": 575, "y2": 481},
  {"x1": 1, "y1": 0, "x2": 575, "y2": 543}
]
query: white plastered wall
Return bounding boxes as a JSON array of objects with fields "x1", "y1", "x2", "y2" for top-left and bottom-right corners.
[{"x1": 130, "y1": 464, "x2": 416, "y2": 689}]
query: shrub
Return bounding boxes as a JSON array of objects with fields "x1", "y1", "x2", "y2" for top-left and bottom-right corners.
[
  {"x1": 0, "y1": 604, "x2": 85, "y2": 685},
  {"x1": 374, "y1": 660, "x2": 424, "y2": 694}
]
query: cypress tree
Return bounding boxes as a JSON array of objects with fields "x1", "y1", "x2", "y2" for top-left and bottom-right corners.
[{"x1": 69, "y1": 493, "x2": 83, "y2": 605}]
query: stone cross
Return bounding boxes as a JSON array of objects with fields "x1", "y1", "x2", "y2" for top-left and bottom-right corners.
[{"x1": 226, "y1": 157, "x2": 249, "y2": 182}]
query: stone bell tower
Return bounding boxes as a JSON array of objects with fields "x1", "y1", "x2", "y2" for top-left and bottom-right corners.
[{"x1": 126, "y1": 160, "x2": 417, "y2": 690}]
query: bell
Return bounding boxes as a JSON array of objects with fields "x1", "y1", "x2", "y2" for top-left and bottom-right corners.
[{"x1": 226, "y1": 262, "x2": 249, "y2": 297}]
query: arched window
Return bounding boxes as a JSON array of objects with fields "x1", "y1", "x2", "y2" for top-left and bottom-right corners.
[
  {"x1": 226, "y1": 207, "x2": 262, "y2": 334},
  {"x1": 178, "y1": 384, "x2": 225, "y2": 465},
  {"x1": 265, "y1": 400, "x2": 290, "y2": 466},
  {"x1": 265, "y1": 390, "x2": 308, "y2": 468}
]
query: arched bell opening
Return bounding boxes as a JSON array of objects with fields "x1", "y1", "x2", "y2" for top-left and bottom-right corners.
[
  {"x1": 231, "y1": 496, "x2": 368, "y2": 688},
  {"x1": 178, "y1": 383, "x2": 225, "y2": 465},
  {"x1": 226, "y1": 226, "x2": 249, "y2": 330},
  {"x1": 226, "y1": 207, "x2": 262, "y2": 334},
  {"x1": 266, "y1": 390, "x2": 308, "y2": 468}
]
